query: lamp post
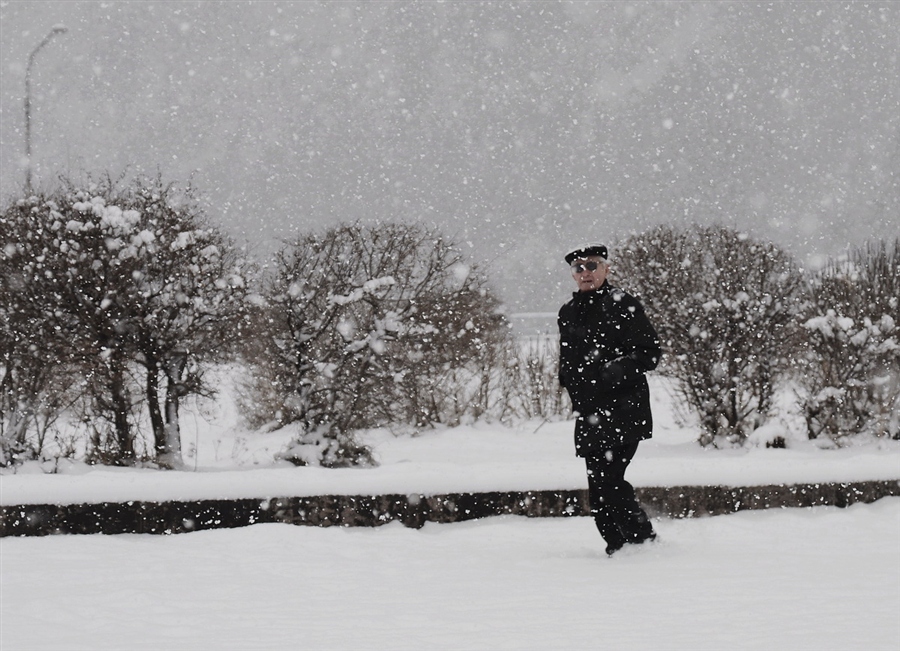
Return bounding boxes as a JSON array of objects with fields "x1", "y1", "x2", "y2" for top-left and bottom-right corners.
[{"x1": 24, "y1": 24, "x2": 67, "y2": 194}]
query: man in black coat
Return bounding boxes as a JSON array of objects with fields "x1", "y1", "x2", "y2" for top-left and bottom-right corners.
[{"x1": 558, "y1": 244, "x2": 662, "y2": 556}]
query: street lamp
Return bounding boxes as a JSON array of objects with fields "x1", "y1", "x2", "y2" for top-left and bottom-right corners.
[{"x1": 24, "y1": 24, "x2": 68, "y2": 194}]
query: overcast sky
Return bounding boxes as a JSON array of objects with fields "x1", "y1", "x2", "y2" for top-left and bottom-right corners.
[{"x1": 1, "y1": 1, "x2": 897, "y2": 311}]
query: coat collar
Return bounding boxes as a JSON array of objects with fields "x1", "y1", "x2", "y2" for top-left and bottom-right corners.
[{"x1": 571, "y1": 280, "x2": 611, "y2": 301}]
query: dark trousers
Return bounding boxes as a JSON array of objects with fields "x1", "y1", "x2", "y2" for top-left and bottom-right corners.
[{"x1": 585, "y1": 442, "x2": 654, "y2": 548}]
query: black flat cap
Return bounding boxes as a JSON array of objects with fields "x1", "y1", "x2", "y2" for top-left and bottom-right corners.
[{"x1": 564, "y1": 244, "x2": 608, "y2": 265}]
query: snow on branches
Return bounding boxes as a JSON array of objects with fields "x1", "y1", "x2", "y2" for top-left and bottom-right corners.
[
  {"x1": 239, "y1": 222, "x2": 507, "y2": 467},
  {"x1": 1, "y1": 176, "x2": 249, "y2": 467}
]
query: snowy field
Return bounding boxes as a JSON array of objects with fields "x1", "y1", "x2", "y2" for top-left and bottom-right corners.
[
  {"x1": 2, "y1": 377, "x2": 899, "y2": 650},
  {"x1": 2, "y1": 500, "x2": 899, "y2": 651}
]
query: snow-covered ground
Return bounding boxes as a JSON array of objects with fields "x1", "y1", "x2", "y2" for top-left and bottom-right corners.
[
  {"x1": 2, "y1": 377, "x2": 899, "y2": 650},
  {"x1": 2, "y1": 500, "x2": 898, "y2": 651}
]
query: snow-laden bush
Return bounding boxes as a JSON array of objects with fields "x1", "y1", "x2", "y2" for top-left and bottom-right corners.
[
  {"x1": 240, "y1": 222, "x2": 508, "y2": 467},
  {"x1": 798, "y1": 240, "x2": 900, "y2": 444},
  {"x1": 0, "y1": 176, "x2": 249, "y2": 467},
  {"x1": 614, "y1": 225, "x2": 804, "y2": 447}
]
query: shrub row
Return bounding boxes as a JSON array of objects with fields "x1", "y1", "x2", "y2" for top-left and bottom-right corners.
[{"x1": 3, "y1": 177, "x2": 897, "y2": 469}]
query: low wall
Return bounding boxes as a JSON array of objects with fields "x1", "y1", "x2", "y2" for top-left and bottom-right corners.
[{"x1": 1, "y1": 479, "x2": 898, "y2": 537}]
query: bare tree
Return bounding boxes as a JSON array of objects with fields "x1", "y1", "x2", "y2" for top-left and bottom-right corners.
[
  {"x1": 241, "y1": 222, "x2": 507, "y2": 466},
  {"x1": 615, "y1": 224, "x2": 804, "y2": 446},
  {"x1": 1, "y1": 202, "x2": 81, "y2": 463},
  {"x1": 0, "y1": 189, "x2": 131, "y2": 463},
  {"x1": 112, "y1": 177, "x2": 250, "y2": 468},
  {"x1": 1, "y1": 176, "x2": 248, "y2": 467}
]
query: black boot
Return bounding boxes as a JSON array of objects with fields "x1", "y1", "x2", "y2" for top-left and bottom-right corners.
[{"x1": 621, "y1": 507, "x2": 655, "y2": 545}]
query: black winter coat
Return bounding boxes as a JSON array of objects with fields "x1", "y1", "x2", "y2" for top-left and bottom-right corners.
[{"x1": 558, "y1": 281, "x2": 662, "y2": 456}]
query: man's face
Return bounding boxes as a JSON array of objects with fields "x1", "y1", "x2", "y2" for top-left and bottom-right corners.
[{"x1": 571, "y1": 256, "x2": 608, "y2": 292}]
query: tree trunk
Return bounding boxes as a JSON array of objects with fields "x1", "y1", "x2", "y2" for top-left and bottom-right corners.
[
  {"x1": 159, "y1": 354, "x2": 187, "y2": 470},
  {"x1": 109, "y1": 360, "x2": 133, "y2": 464},
  {"x1": 145, "y1": 360, "x2": 167, "y2": 463},
  {"x1": 161, "y1": 380, "x2": 183, "y2": 470}
]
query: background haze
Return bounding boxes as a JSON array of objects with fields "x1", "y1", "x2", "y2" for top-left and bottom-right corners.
[{"x1": 2, "y1": 1, "x2": 897, "y2": 312}]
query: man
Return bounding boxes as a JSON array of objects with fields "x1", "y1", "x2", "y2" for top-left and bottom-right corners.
[{"x1": 557, "y1": 244, "x2": 661, "y2": 556}]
